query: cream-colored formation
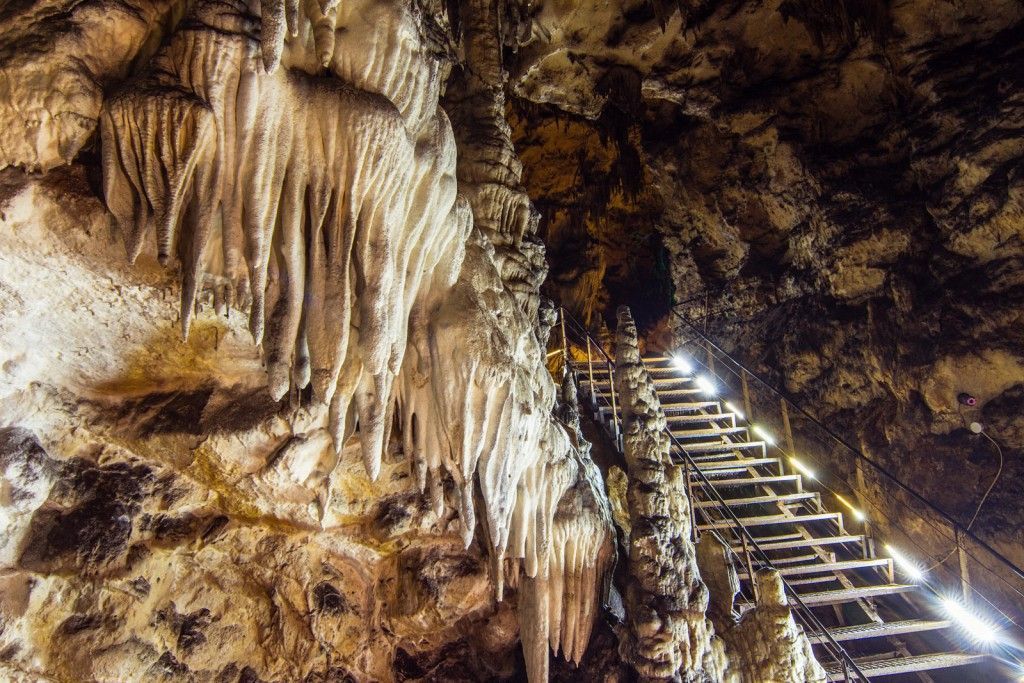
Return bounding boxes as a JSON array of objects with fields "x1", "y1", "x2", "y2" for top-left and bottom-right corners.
[
  {"x1": 613, "y1": 305, "x2": 727, "y2": 680},
  {"x1": 94, "y1": 0, "x2": 615, "y2": 677}
]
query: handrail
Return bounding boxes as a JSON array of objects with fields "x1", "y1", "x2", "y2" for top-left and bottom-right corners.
[
  {"x1": 670, "y1": 309, "x2": 1024, "y2": 586},
  {"x1": 555, "y1": 307, "x2": 869, "y2": 682}
]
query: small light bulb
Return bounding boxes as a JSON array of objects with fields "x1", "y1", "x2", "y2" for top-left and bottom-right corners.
[
  {"x1": 752, "y1": 425, "x2": 775, "y2": 445},
  {"x1": 695, "y1": 375, "x2": 716, "y2": 395},
  {"x1": 885, "y1": 544, "x2": 923, "y2": 582},
  {"x1": 725, "y1": 402, "x2": 744, "y2": 420},
  {"x1": 835, "y1": 494, "x2": 867, "y2": 522},
  {"x1": 940, "y1": 596, "x2": 1000, "y2": 645},
  {"x1": 789, "y1": 457, "x2": 816, "y2": 480},
  {"x1": 673, "y1": 355, "x2": 693, "y2": 374}
]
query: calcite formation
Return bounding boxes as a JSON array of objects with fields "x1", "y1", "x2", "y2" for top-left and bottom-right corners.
[
  {"x1": 718, "y1": 571, "x2": 826, "y2": 683},
  {"x1": 0, "y1": 0, "x2": 617, "y2": 679},
  {"x1": 613, "y1": 305, "x2": 725, "y2": 681}
]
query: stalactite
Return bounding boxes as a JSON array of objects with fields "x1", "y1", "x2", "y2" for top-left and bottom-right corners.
[
  {"x1": 515, "y1": 371, "x2": 616, "y2": 682},
  {"x1": 613, "y1": 305, "x2": 726, "y2": 681},
  {"x1": 99, "y1": 1, "x2": 616, "y2": 678},
  {"x1": 100, "y1": 0, "x2": 471, "y2": 483}
]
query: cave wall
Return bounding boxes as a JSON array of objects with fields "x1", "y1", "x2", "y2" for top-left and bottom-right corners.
[
  {"x1": 0, "y1": 0, "x2": 619, "y2": 679},
  {"x1": 509, "y1": 0, "x2": 1024, "y2": 569}
]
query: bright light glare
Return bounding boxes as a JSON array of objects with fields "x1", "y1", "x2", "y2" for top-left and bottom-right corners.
[
  {"x1": 694, "y1": 375, "x2": 716, "y2": 395},
  {"x1": 789, "y1": 457, "x2": 816, "y2": 480},
  {"x1": 835, "y1": 494, "x2": 867, "y2": 522},
  {"x1": 673, "y1": 355, "x2": 693, "y2": 374},
  {"x1": 752, "y1": 425, "x2": 776, "y2": 445},
  {"x1": 885, "y1": 544, "x2": 924, "y2": 582},
  {"x1": 941, "y1": 596, "x2": 1000, "y2": 645},
  {"x1": 724, "y1": 402, "x2": 745, "y2": 420}
]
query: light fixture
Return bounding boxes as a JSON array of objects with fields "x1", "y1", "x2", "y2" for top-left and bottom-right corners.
[
  {"x1": 673, "y1": 355, "x2": 693, "y2": 374},
  {"x1": 789, "y1": 457, "x2": 816, "y2": 480},
  {"x1": 835, "y1": 494, "x2": 867, "y2": 522},
  {"x1": 725, "y1": 401, "x2": 744, "y2": 420},
  {"x1": 940, "y1": 596, "x2": 1000, "y2": 645},
  {"x1": 694, "y1": 375, "x2": 716, "y2": 395},
  {"x1": 752, "y1": 425, "x2": 776, "y2": 445},
  {"x1": 885, "y1": 544, "x2": 924, "y2": 582}
]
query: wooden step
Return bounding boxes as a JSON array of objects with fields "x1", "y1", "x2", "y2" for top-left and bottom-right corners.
[
  {"x1": 808, "y1": 619, "x2": 952, "y2": 644},
  {"x1": 703, "y1": 474, "x2": 801, "y2": 488},
  {"x1": 660, "y1": 401, "x2": 721, "y2": 413},
  {"x1": 692, "y1": 457, "x2": 778, "y2": 471},
  {"x1": 671, "y1": 426, "x2": 748, "y2": 439},
  {"x1": 694, "y1": 492, "x2": 816, "y2": 509},
  {"x1": 699, "y1": 511, "x2": 840, "y2": 531},
  {"x1": 737, "y1": 557, "x2": 890, "y2": 580},
  {"x1": 684, "y1": 440, "x2": 766, "y2": 454},
  {"x1": 793, "y1": 583, "x2": 917, "y2": 607},
  {"x1": 823, "y1": 652, "x2": 987, "y2": 680},
  {"x1": 732, "y1": 534, "x2": 864, "y2": 552},
  {"x1": 666, "y1": 413, "x2": 735, "y2": 424}
]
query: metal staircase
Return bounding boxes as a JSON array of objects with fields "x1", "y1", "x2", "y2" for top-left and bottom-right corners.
[{"x1": 570, "y1": 352, "x2": 996, "y2": 681}]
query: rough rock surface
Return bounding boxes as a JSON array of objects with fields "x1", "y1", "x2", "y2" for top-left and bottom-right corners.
[
  {"x1": 613, "y1": 306, "x2": 725, "y2": 681},
  {"x1": 508, "y1": 0, "x2": 1024, "y2": 585},
  {"x1": 0, "y1": 0, "x2": 618, "y2": 679}
]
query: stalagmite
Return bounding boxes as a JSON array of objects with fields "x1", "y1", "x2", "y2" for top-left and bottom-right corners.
[
  {"x1": 720, "y1": 570, "x2": 827, "y2": 683},
  {"x1": 613, "y1": 305, "x2": 726, "y2": 681}
]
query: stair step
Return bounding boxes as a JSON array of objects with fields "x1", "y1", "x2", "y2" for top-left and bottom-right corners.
[
  {"x1": 694, "y1": 492, "x2": 816, "y2": 509},
  {"x1": 783, "y1": 575, "x2": 840, "y2": 587},
  {"x1": 737, "y1": 558, "x2": 890, "y2": 580},
  {"x1": 666, "y1": 413, "x2": 735, "y2": 424},
  {"x1": 582, "y1": 376, "x2": 697, "y2": 388},
  {"x1": 808, "y1": 619, "x2": 952, "y2": 644},
  {"x1": 823, "y1": 652, "x2": 987, "y2": 680},
  {"x1": 692, "y1": 457, "x2": 778, "y2": 471},
  {"x1": 671, "y1": 426, "x2": 748, "y2": 439},
  {"x1": 705, "y1": 474, "x2": 801, "y2": 488},
  {"x1": 661, "y1": 401, "x2": 721, "y2": 413},
  {"x1": 772, "y1": 553, "x2": 819, "y2": 566},
  {"x1": 683, "y1": 440, "x2": 766, "y2": 454},
  {"x1": 793, "y1": 583, "x2": 917, "y2": 607},
  {"x1": 699, "y1": 511, "x2": 840, "y2": 531},
  {"x1": 732, "y1": 534, "x2": 864, "y2": 552}
]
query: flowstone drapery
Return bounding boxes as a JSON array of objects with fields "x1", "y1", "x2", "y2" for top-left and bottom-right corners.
[
  {"x1": 613, "y1": 305, "x2": 726, "y2": 681},
  {"x1": 96, "y1": 0, "x2": 615, "y2": 678}
]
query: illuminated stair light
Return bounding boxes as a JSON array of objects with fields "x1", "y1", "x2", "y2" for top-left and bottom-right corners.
[
  {"x1": 789, "y1": 457, "x2": 816, "y2": 480},
  {"x1": 940, "y1": 596, "x2": 1000, "y2": 645},
  {"x1": 724, "y1": 401, "x2": 744, "y2": 420},
  {"x1": 835, "y1": 494, "x2": 867, "y2": 522},
  {"x1": 885, "y1": 544, "x2": 924, "y2": 582},
  {"x1": 672, "y1": 355, "x2": 693, "y2": 374},
  {"x1": 752, "y1": 425, "x2": 776, "y2": 445},
  {"x1": 695, "y1": 375, "x2": 717, "y2": 395}
]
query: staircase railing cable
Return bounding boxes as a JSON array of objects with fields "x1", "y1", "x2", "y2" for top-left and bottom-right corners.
[{"x1": 554, "y1": 308, "x2": 870, "y2": 682}]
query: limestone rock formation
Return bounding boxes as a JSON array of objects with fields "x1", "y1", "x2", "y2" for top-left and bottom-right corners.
[
  {"x1": 721, "y1": 570, "x2": 827, "y2": 683},
  {"x1": 613, "y1": 305, "x2": 725, "y2": 681},
  {"x1": 0, "y1": 0, "x2": 618, "y2": 679}
]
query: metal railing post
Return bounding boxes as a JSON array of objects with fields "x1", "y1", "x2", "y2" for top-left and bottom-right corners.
[
  {"x1": 780, "y1": 398, "x2": 795, "y2": 455},
  {"x1": 586, "y1": 335, "x2": 595, "y2": 406},
  {"x1": 608, "y1": 359, "x2": 620, "y2": 451},
  {"x1": 956, "y1": 527, "x2": 972, "y2": 604},
  {"x1": 740, "y1": 532, "x2": 758, "y2": 604},
  {"x1": 559, "y1": 307, "x2": 568, "y2": 375},
  {"x1": 683, "y1": 454, "x2": 697, "y2": 543},
  {"x1": 740, "y1": 370, "x2": 753, "y2": 422}
]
